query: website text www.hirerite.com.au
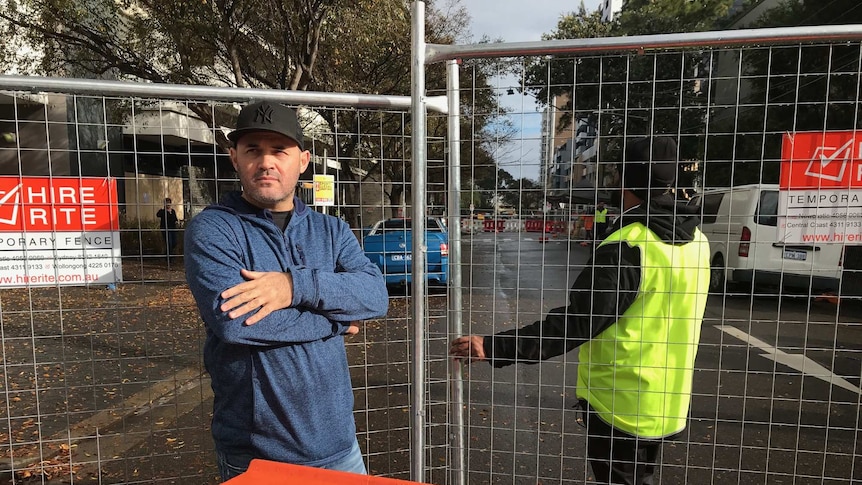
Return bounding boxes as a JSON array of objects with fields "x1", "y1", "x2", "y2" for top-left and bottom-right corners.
[
  {"x1": 801, "y1": 232, "x2": 862, "y2": 242},
  {"x1": 0, "y1": 272, "x2": 102, "y2": 285}
]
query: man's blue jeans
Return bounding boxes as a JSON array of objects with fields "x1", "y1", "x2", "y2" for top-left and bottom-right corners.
[{"x1": 216, "y1": 440, "x2": 366, "y2": 482}]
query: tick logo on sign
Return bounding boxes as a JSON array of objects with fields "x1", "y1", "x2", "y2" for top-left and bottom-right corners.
[
  {"x1": 804, "y1": 138, "x2": 854, "y2": 183},
  {"x1": 781, "y1": 132, "x2": 862, "y2": 190},
  {"x1": 0, "y1": 184, "x2": 21, "y2": 226}
]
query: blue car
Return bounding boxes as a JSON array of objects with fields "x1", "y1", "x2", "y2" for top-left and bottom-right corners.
[{"x1": 362, "y1": 217, "x2": 449, "y2": 286}]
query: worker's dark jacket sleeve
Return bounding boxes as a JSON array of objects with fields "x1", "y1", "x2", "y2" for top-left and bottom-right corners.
[{"x1": 484, "y1": 241, "x2": 642, "y2": 367}]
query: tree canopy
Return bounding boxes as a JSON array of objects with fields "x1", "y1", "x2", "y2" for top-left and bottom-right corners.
[
  {"x1": 705, "y1": 0, "x2": 862, "y2": 186},
  {"x1": 521, "y1": 0, "x2": 861, "y2": 190},
  {"x1": 522, "y1": 0, "x2": 734, "y2": 194},
  {"x1": 12, "y1": 0, "x2": 849, "y2": 214},
  {"x1": 0, "y1": 0, "x2": 510, "y2": 220}
]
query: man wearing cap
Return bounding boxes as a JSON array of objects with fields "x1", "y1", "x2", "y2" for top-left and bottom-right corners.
[
  {"x1": 156, "y1": 198, "x2": 179, "y2": 260},
  {"x1": 184, "y1": 101, "x2": 389, "y2": 481},
  {"x1": 450, "y1": 136, "x2": 710, "y2": 484}
]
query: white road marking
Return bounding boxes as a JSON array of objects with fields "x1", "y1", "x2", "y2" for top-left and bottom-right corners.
[{"x1": 717, "y1": 325, "x2": 862, "y2": 395}]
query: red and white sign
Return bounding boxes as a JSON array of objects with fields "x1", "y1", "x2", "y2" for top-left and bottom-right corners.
[
  {"x1": 779, "y1": 132, "x2": 862, "y2": 244},
  {"x1": 0, "y1": 177, "x2": 122, "y2": 287},
  {"x1": 0, "y1": 177, "x2": 118, "y2": 232},
  {"x1": 780, "y1": 131, "x2": 862, "y2": 189}
]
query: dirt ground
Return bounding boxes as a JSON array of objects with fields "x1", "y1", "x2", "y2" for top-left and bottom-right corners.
[{"x1": 0, "y1": 257, "x2": 436, "y2": 484}]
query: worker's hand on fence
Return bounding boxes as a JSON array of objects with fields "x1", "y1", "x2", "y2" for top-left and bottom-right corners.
[
  {"x1": 220, "y1": 269, "x2": 294, "y2": 325},
  {"x1": 449, "y1": 335, "x2": 486, "y2": 363},
  {"x1": 345, "y1": 322, "x2": 360, "y2": 336}
]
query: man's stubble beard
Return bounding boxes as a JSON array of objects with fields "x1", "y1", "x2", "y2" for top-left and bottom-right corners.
[
  {"x1": 242, "y1": 171, "x2": 296, "y2": 208},
  {"x1": 245, "y1": 185, "x2": 295, "y2": 207}
]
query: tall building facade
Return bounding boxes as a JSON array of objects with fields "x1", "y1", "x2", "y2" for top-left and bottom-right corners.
[
  {"x1": 542, "y1": 1, "x2": 620, "y2": 200},
  {"x1": 540, "y1": 100, "x2": 557, "y2": 189},
  {"x1": 542, "y1": 94, "x2": 596, "y2": 193},
  {"x1": 600, "y1": 0, "x2": 624, "y2": 22}
]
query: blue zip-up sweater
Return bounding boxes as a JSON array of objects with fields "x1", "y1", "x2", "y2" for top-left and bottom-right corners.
[{"x1": 184, "y1": 192, "x2": 388, "y2": 467}]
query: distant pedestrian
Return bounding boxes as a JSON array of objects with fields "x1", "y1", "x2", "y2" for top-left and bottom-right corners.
[
  {"x1": 156, "y1": 198, "x2": 178, "y2": 258},
  {"x1": 594, "y1": 201, "x2": 608, "y2": 242}
]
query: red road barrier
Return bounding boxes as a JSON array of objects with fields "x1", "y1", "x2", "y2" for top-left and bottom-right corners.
[
  {"x1": 524, "y1": 219, "x2": 543, "y2": 232},
  {"x1": 544, "y1": 220, "x2": 565, "y2": 233},
  {"x1": 482, "y1": 219, "x2": 506, "y2": 232},
  {"x1": 524, "y1": 219, "x2": 569, "y2": 233}
]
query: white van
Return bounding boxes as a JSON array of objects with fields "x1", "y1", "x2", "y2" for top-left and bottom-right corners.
[{"x1": 689, "y1": 184, "x2": 843, "y2": 294}]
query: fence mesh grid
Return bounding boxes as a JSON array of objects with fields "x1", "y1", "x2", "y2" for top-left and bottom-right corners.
[
  {"x1": 0, "y1": 35, "x2": 860, "y2": 485},
  {"x1": 434, "y1": 40, "x2": 862, "y2": 485},
  {"x1": 0, "y1": 95, "x2": 431, "y2": 483}
]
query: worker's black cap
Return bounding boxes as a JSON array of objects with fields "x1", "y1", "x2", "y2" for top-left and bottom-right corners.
[{"x1": 621, "y1": 137, "x2": 678, "y2": 198}]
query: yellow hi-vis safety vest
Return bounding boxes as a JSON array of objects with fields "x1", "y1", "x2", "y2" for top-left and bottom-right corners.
[
  {"x1": 576, "y1": 222, "x2": 710, "y2": 438},
  {"x1": 595, "y1": 208, "x2": 608, "y2": 224}
]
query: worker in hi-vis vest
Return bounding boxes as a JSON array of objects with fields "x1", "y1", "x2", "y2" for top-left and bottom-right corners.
[
  {"x1": 594, "y1": 201, "x2": 609, "y2": 242},
  {"x1": 451, "y1": 136, "x2": 710, "y2": 484}
]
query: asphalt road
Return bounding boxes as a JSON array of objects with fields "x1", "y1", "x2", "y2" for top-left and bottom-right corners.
[{"x1": 448, "y1": 231, "x2": 862, "y2": 484}]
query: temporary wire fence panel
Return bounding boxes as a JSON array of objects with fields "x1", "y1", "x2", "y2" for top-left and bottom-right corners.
[
  {"x1": 432, "y1": 40, "x2": 862, "y2": 484},
  {"x1": 1, "y1": 33, "x2": 862, "y2": 485},
  {"x1": 0, "y1": 90, "x2": 431, "y2": 483}
]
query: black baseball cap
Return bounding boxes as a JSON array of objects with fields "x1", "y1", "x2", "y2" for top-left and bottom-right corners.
[
  {"x1": 621, "y1": 136, "x2": 678, "y2": 198},
  {"x1": 228, "y1": 101, "x2": 304, "y2": 149}
]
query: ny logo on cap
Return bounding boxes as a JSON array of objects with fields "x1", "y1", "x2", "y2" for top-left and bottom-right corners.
[{"x1": 254, "y1": 104, "x2": 274, "y2": 125}]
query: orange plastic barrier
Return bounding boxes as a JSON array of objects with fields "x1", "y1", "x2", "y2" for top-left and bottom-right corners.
[{"x1": 224, "y1": 459, "x2": 431, "y2": 485}]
